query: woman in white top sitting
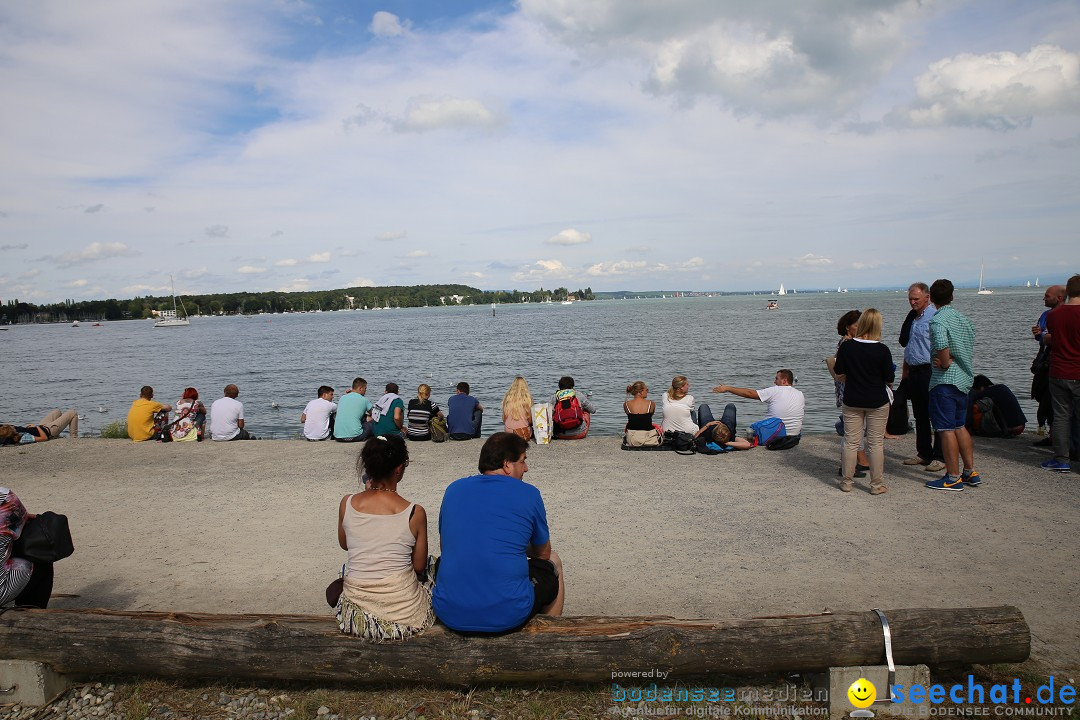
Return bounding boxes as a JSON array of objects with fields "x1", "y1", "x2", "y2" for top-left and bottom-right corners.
[
  {"x1": 661, "y1": 375, "x2": 698, "y2": 434},
  {"x1": 335, "y1": 434, "x2": 434, "y2": 641}
]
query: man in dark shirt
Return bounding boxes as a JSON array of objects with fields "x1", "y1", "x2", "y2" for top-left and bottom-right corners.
[
  {"x1": 967, "y1": 376, "x2": 1026, "y2": 437},
  {"x1": 1043, "y1": 274, "x2": 1080, "y2": 472}
]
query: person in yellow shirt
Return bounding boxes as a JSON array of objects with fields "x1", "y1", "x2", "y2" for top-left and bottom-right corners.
[{"x1": 127, "y1": 386, "x2": 172, "y2": 442}]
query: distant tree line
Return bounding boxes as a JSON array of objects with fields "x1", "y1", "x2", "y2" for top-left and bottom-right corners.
[{"x1": 1, "y1": 284, "x2": 595, "y2": 324}]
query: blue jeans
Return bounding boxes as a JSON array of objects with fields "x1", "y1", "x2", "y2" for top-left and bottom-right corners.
[
  {"x1": 1049, "y1": 377, "x2": 1080, "y2": 463},
  {"x1": 697, "y1": 403, "x2": 736, "y2": 438}
]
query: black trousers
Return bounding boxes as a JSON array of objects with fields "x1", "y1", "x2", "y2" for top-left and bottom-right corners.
[
  {"x1": 14, "y1": 561, "x2": 53, "y2": 609},
  {"x1": 904, "y1": 364, "x2": 941, "y2": 462}
]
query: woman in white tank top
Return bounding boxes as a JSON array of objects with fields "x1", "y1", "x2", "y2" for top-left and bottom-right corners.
[{"x1": 334, "y1": 435, "x2": 434, "y2": 641}]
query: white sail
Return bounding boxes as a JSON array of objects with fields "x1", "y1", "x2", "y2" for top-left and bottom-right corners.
[
  {"x1": 778, "y1": 283, "x2": 786, "y2": 296},
  {"x1": 977, "y1": 261, "x2": 993, "y2": 295},
  {"x1": 154, "y1": 275, "x2": 191, "y2": 327}
]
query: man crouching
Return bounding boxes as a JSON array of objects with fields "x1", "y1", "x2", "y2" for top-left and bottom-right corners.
[{"x1": 432, "y1": 432, "x2": 565, "y2": 632}]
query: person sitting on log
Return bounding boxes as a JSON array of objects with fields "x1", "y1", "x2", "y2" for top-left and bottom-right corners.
[
  {"x1": 335, "y1": 435, "x2": 434, "y2": 642},
  {"x1": 432, "y1": 432, "x2": 564, "y2": 633}
]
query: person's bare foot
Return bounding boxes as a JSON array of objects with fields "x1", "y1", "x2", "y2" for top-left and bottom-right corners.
[{"x1": 884, "y1": 432, "x2": 900, "y2": 439}]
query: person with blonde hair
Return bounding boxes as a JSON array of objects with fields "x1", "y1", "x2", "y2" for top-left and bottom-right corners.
[
  {"x1": 833, "y1": 308, "x2": 895, "y2": 494},
  {"x1": 502, "y1": 376, "x2": 534, "y2": 440},
  {"x1": 661, "y1": 375, "x2": 698, "y2": 434},
  {"x1": 406, "y1": 383, "x2": 443, "y2": 441}
]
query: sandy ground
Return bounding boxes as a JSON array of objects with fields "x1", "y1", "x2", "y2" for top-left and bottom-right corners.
[{"x1": 3, "y1": 434, "x2": 1077, "y2": 673}]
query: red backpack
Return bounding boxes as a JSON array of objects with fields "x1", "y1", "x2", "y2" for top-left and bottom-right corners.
[{"x1": 552, "y1": 389, "x2": 584, "y2": 431}]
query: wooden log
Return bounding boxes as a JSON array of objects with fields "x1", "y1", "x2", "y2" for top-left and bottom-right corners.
[{"x1": 0, "y1": 606, "x2": 1028, "y2": 685}]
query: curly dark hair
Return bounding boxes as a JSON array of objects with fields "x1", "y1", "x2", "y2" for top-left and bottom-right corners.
[{"x1": 357, "y1": 434, "x2": 409, "y2": 483}]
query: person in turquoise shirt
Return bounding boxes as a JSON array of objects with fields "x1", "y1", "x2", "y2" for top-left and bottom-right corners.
[
  {"x1": 925, "y1": 279, "x2": 980, "y2": 492},
  {"x1": 333, "y1": 377, "x2": 374, "y2": 442},
  {"x1": 371, "y1": 383, "x2": 406, "y2": 437}
]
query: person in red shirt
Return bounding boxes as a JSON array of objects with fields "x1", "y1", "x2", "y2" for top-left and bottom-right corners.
[{"x1": 1043, "y1": 274, "x2": 1080, "y2": 472}]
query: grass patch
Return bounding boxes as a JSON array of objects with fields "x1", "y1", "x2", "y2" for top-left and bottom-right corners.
[{"x1": 98, "y1": 420, "x2": 128, "y2": 439}]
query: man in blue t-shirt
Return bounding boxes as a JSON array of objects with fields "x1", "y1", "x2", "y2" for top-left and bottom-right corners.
[
  {"x1": 333, "y1": 377, "x2": 373, "y2": 442},
  {"x1": 447, "y1": 381, "x2": 483, "y2": 440},
  {"x1": 433, "y1": 432, "x2": 565, "y2": 633}
]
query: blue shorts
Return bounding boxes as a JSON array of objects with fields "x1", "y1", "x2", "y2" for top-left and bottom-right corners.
[{"x1": 929, "y1": 384, "x2": 967, "y2": 431}]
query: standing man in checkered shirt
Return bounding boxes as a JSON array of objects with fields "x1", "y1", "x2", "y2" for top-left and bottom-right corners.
[{"x1": 925, "y1": 278, "x2": 981, "y2": 491}]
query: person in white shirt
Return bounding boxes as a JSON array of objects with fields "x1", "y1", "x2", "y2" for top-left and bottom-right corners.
[
  {"x1": 301, "y1": 385, "x2": 338, "y2": 441},
  {"x1": 712, "y1": 369, "x2": 805, "y2": 436},
  {"x1": 660, "y1": 375, "x2": 699, "y2": 435},
  {"x1": 210, "y1": 384, "x2": 256, "y2": 441}
]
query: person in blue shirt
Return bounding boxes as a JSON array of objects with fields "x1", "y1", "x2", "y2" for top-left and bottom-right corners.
[
  {"x1": 432, "y1": 432, "x2": 564, "y2": 633},
  {"x1": 447, "y1": 381, "x2": 483, "y2": 440},
  {"x1": 899, "y1": 282, "x2": 943, "y2": 472},
  {"x1": 334, "y1": 377, "x2": 374, "y2": 442}
]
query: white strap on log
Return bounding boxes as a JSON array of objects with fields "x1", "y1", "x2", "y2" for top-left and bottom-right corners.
[{"x1": 873, "y1": 608, "x2": 897, "y2": 704}]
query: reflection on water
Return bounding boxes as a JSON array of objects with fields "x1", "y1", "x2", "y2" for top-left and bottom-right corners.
[{"x1": 0, "y1": 289, "x2": 1048, "y2": 438}]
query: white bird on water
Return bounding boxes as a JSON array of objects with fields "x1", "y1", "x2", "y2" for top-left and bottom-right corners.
[
  {"x1": 97, "y1": 406, "x2": 108, "y2": 413},
  {"x1": 270, "y1": 401, "x2": 280, "y2": 409}
]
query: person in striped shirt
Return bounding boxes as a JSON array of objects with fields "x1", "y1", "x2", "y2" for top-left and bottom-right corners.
[{"x1": 1, "y1": 487, "x2": 53, "y2": 608}]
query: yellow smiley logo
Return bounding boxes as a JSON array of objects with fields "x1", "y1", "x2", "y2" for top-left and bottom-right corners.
[{"x1": 848, "y1": 678, "x2": 877, "y2": 709}]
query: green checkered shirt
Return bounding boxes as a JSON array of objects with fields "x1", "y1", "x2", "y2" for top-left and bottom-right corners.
[{"x1": 929, "y1": 305, "x2": 976, "y2": 393}]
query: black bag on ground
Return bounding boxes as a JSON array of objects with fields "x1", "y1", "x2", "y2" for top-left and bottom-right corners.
[
  {"x1": 13, "y1": 511, "x2": 74, "y2": 563},
  {"x1": 886, "y1": 384, "x2": 910, "y2": 436},
  {"x1": 663, "y1": 430, "x2": 696, "y2": 454},
  {"x1": 765, "y1": 435, "x2": 801, "y2": 451}
]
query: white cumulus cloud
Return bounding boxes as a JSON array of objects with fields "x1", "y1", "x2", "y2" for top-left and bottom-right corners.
[
  {"x1": 546, "y1": 228, "x2": 592, "y2": 246},
  {"x1": 376, "y1": 230, "x2": 407, "y2": 242},
  {"x1": 406, "y1": 249, "x2": 429, "y2": 258},
  {"x1": 306, "y1": 252, "x2": 331, "y2": 263},
  {"x1": 795, "y1": 253, "x2": 833, "y2": 267},
  {"x1": 393, "y1": 96, "x2": 501, "y2": 133},
  {"x1": 370, "y1": 11, "x2": 410, "y2": 38},
  {"x1": 66, "y1": 278, "x2": 88, "y2": 287},
  {"x1": 349, "y1": 277, "x2": 376, "y2": 288},
  {"x1": 237, "y1": 265, "x2": 266, "y2": 274},
  {"x1": 586, "y1": 260, "x2": 648, "y2": 277},
  {"x1": 512, "y1": 258, "x2": 577, "y2": 283},
  {"x1": 275, "y1": 258, "x2": 298, "y2": 267},
  {"x1": 889, "y1": 44, "x2": 1080, "y2": 130},
  {"x1": 55, "y1": 242, "x2": 137, "y2": 267}
]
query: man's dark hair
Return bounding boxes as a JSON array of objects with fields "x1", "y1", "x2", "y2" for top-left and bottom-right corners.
[
  {"x1": 929, "y1": 279, "x2": 954, "y2": 307},
  {"x1": 478, "y1": 432, "x2": 529, "y2": 473},
  {"x1": 140, "y1": 386, "x2": 154, "y2": 399},
  {"x1": 318, "y1": 385, "x2": 333, "y2": 397},
  {"x1": 351, "y1": 377, "x2": 367, "y2": 390},
  {"x1": 1067, "y1": 274, "x2": 1080, "y2": 299},
  {"x1": 973, "y1": 374, "x2": 994, "y2": 391},
  {"x1": 777, "y1": 369, "x2": 795, "y2": 385},
  {"x1": 385, "y1": 382, "x2": 399, "y2": 394},
  {"x1": 224, "y1": 384, "x2": 239, "y2": 398},
  {"x1": 837, "y1": 310, "x2": 861, "y2": 337},
  {"x1": 456, "y1": 381, "x2": 470, "y2": 394},
  {"x1": 558, "y1": 376, "x2": 575, "y2": 390}
]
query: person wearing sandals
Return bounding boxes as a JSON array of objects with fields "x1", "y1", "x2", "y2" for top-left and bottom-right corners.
[
  {"x1": 406, "y1": 384, "x2": 443, "y2": 441},
  {"x1": 828, "y1": 310, "x2": 871, "y2": 479},
  {"x1": 833, "y1": 309, "x2": 895, "y2": 495},
  {"x1": 335, "y1": 435, "x2": 435, "y2": 642},
  {"x1": 502, "y1": 376, "x2": 534, "y2": 441}
]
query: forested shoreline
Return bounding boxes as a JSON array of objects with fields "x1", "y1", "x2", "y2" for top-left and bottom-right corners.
[{"x1": 1, "y1": 284, "x2": 596, "y2": 324}]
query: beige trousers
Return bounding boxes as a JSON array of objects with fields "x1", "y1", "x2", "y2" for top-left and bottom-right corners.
[
  {"x1": 40, "y1": 408, "x2": 78, "y2": 438},
  {"x1": 841, "y1": 403, "x2": 888, "y2": 487}
]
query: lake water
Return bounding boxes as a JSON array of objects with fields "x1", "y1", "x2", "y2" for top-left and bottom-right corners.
[{"x1": 0, "y1": 289, "x2": 1050, "y2": 438}]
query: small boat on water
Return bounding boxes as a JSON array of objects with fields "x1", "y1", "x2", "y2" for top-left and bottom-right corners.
[
  {"x1": 767, "y1": 300, "x2": 779, "y2": 310},
  {"x1": 155, "y1": 275, "x2": 191, "y2": 327},
  {"x1": 977, "y1": 260, "x2": 994, "y2": 295},
  {"x1": 71, "y1": 320, "x2": 80, "y2": 327}
]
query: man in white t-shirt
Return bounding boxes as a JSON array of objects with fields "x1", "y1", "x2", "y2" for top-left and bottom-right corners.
[
  {"x1": 301, "y1": 385, "x2": 337, "y2": 441},
  {"x1": 210, "y1": 384, "x2": 256, "y2": 441},
  {"x1": 712, "y1": 369, "x2": 805, "y2": 436}
]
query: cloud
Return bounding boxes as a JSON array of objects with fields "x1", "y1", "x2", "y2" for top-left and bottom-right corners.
[
  {"x1": 586, "y1": 260, "x2": 648, "y2": 277},
  {"x1": 20, "y1": 269, "x2": 42, "y2": 279},
  {"x1": 306, "y1": 252, "x2": 331, "y2": 263},
  {"x1": 888, "y1": 44, "x2": 1080, "y2": 131},
  {"x1": 237, "y1": 265, "x2": 266, "y2": 274},
  {"x1": 182, "y1": 267, "x2": 209, "y2": 279},
  {"x1": 512, "y1": 258, "x2": 578, "y2": 283},
  {"x1": 84, "y1": 203, "x2": 105, "y2": 214},
  {"x1": 406, "y1": 249, "x2": 429, "y2": 258},
  {"x1": 54, "y1": 241, "x2": 137, "y2": 267},
  {"x1": 271, "y1": 230, "x2": 284, "y2": 237},
  {"x1": 278, "y1": 278, "x2": 311, "y2": 292},
  {"x1": 205, "y1": 224, "x2": 229, "y2": 238},
  {"x1": 520, "y1": 0, "x2": 924, "y2": 118},
  {"x1": 392, "y1": 96, "x2": 501, "y2": 133},
  {"x1": 795, "y1": 253, "x2": 833, "y2": 267},
  {"x1": 1, "y1": 243, "x2": 28, "y2": 251},
  {"x1": 122, "y1": 283, "x2": 165, "y2": 294},
  {"x1": 376, "y1": 230, "x2": 407, "y2": 242},
  {"x1": 348, "y1": 277, "x2": 376, "y2": 287},
  {"x1": 465, "y1": 271, "x2": 488, "y2": 280},
  {"x1": 275, "y1": 258, "x2": 298, "y2": 267},
  {"x1": 546, "y1": 228, "x2": 592, "y2": 246},
  {"x1": 370, "y1": 11, "x2": 410, "y2": 38}
]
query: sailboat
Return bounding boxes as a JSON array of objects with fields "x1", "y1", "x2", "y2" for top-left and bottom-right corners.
[
  {"x1": 1035, "y1": 276, "x2": 1040, "y2": 288},
  {"x1": 977, "y1": 261, "x2": 994, "y2": 295},
  {"x1": 777, "y1": 283, "x2": 786, "y2": 296},
  {"x1": 154, "y1": 275, "x2": 191, "y2": 327}
]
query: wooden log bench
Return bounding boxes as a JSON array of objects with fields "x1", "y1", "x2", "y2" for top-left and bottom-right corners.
[{"x1": 0, "y1": 606, "x2": 1029, "y2": 685}]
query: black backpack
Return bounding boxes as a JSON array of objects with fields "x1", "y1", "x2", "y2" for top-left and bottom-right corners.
[{"x1": 664, "y1": 430, "x2": 696, "y2": 454}]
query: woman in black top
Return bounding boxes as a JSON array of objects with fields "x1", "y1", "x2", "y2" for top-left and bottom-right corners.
[{"x1": 833, "y1": 308, "x2": 895, "y2": 494}]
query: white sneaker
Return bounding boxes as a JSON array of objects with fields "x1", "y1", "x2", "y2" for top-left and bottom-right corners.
[
  {"x1": 902, "y1": 456, "x2": 926, "y2": 466},
  {"x1": 924, "y1": 460, "x2": 946, "y2": 472}
]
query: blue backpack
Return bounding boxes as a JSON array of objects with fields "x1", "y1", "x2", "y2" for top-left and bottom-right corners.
[{"x1": 749, "y1": 417, "x2": 786, "y2": 446}]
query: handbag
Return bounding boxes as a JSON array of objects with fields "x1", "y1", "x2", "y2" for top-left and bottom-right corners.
[
  {"x1": 13, "y1": 511, "x2": 74, "y2": 563},
  {"x1": 625, "y1": 428, "x2": 661, "y2": 447},
  {"x1": 325, "y1": 577, "x2": 344, "y2": 608},
  {"x1": 429, "y1": 415, "x2": 449, "y2": 443}
]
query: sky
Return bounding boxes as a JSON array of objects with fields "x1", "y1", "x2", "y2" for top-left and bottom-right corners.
[{"x1": 1, "y1": 0, "x2": 1078, "y2": 303}]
